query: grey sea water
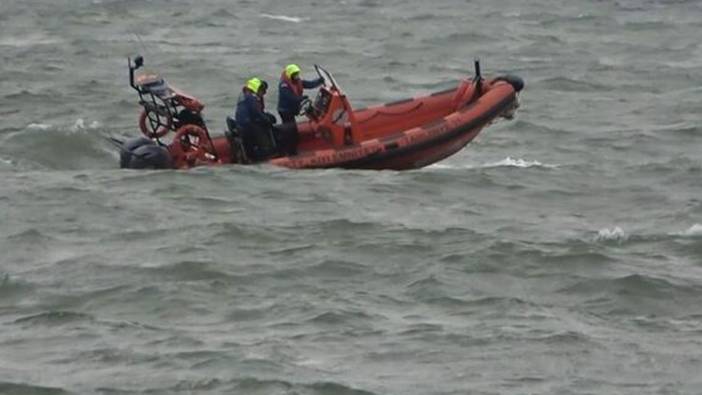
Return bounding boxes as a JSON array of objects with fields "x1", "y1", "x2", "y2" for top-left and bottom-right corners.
[{"x1": 1, "y1": 0, "x2": 702, "y2": 394}]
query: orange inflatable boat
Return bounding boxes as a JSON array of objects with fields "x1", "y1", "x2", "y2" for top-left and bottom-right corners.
[{"x1": 118, "y1": 57, "x2": 523, "y2": 170}]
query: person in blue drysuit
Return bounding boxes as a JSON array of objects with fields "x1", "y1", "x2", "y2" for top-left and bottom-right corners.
[
  {"x1": 277, "y1": 64, "x2": 324, "y2": 124},
  {"x1": 275, "y1": 64, "x2": 325, "y2": 155},
  {"x1": 234, "y1": 77, "x2": 275, "y2": 161}
]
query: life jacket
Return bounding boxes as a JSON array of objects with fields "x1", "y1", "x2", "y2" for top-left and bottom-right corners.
[{"x1": 280, "y1": 72, "x2": 303, "y2": 97}]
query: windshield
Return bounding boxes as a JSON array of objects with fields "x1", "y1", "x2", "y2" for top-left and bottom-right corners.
[{"x1": 315, "y1": 64, "x2": 340, "y2": 92}]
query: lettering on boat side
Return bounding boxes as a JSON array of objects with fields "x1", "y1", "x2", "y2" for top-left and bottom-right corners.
[{"x1": 296, "y1": 146, "x2": 380, "y2": 167}]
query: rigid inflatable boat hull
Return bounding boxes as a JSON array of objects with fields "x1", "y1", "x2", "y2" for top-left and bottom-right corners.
[
  {"x1": 122, "y1": 57, "x2": 523, "y2": 171},
  {"x1": 269, "y1": 83, "x2": 518, "y2": 170}
]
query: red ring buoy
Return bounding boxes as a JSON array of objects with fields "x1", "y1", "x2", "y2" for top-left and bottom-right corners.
[
  {"x1": 168, "y1": 124, "x2": 218, "y2": 168},
  {"x1": 139, "y1": 108, "x2": 172, "y2": 139}
]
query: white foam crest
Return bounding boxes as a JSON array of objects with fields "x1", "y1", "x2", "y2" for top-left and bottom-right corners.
[
  {"x1": 27, "y1": 123, "x2": 52, "y2": 131},
  {"x1": 488, "y1": 157, "x2": 557, "y2": 169},
  {"x1": 261, "y1": 13, "x2": 305, "y2": 23},
  {"x1": 72, "y1": 118, "x2": 86, "y2": 131},
  {"x1": 0, "y1": 34, "x2": 62, "y2": 48},
  {"x1": 680, "y1": 224, "x2": 702, "y2": 237},
  {"x1": 426, "y1": 163, "x2": 456, "y2": 170},
  {"x1": 595, "y1": 226, "x2": 628, "y2": 243},
  {"x1": 0, "y1": 157, "x2": 13, "y2": 166},
  {"x1": 426, "y1": 157, "x2": 557, "y2": 171},
  {"x1": 26, "y1": 119, "x2": 101, "y2": 134},
  {"x1": 70, "y1": 119, "x2": 101, "y2": 132}
]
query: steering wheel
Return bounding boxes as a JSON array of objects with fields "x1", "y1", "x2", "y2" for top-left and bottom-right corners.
[
  {"x1": 168, "y1": 124, "x2": 219, "y2": 168},
  {"x1": 299, "y1": 97, "x2": 318, "y2": 120}
]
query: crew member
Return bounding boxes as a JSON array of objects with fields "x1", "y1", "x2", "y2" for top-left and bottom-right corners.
[
  {"x1": 277, "y1": 64, "x2": 324, "y2": 124},
  {"x1": 234, "y1": 77, "x2": 275, "y2": 160}
]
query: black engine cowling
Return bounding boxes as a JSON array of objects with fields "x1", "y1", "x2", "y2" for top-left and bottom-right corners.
[
  {"x1": 119, "y1": 137, "x2": 173, "y2": 169},
  {"x1": 496, "y1": 74, "x2": 525, "y2": 92}
]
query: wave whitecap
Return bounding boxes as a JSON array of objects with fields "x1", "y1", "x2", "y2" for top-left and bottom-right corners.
[
  {"x1": 2, "y1": 118, "x2": 114, "y2": 169},
  {"x1": 589, "y1": 224, "x2": 702, "y2": 244},
  {"x1": 261, "y1": 14, "x2": 305, "y2": 23},
  {"x1": 25, "y1": 118, "x2": 101, "y2": 134},
  {"x1": 429, "y1": 156, "x2": 557, "y2": 170},
  {"x1": 595, "y1": 226, "x2": 628, "y2": 243},
  {"x1": 26, "y1": 123, "x2": 52, "y2": 131},
  {"x1": 71, "y1": 118, "x2": 101, "y2": 132},
  {"x1": 488, "y1": 156, "x2": 557, "y2": 168},
  {"x1": 680, "y1": 224, "x2": 702, "y2": 237}
]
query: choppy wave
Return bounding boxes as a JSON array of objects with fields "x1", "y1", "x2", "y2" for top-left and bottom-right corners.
[
  {"x1": 0, "y1": 382, "x2": 72, "y2": 395},
  {"x1": 261, "y1": 13, "x2": 305, "y2": 23},
  {"x1": 589, "y1": 224, "x2": 702, "y2": 244},
  {"x1": 594, "y1": 226, "x2": 628, "y2": 243},
  {"x1": 0, "y1": 275, "x2": 34, "y2": 308},
  {"x1": 0, "y1": 34, "x2": 64, "y2": 48},
  {"x1": 679, "y1": 224, "x2": 702, "y2": 237},
  {"x1": 559, "y1": 273, "x2": 702, "y2": 313},
  {"x1": 429, "y1": 156, "x2": 557, "y2": 170},
  {"x1": 487, "y1": 157, "x2": 557, "y2": 169},
  {"x1": 3, "y1": 0, "x2": 702, "y2": 393},
  {"x1": 26, "y1": 123, "x2": 53, "y2": 131},
  {"x1": 538, "y1": 76, "x2": 615, "y2": 92},
  {"x1": 24, "y1": 119, "x2": 102, "y2": 134},
  {"x1": 0, "y1": 119, "x2": 115, "y2": 169},
  {"x1": 14, "y1": 310, "x2": 94, "y2": 325},
  {"x1": 591, "y1": 224, "x2": 702, "y2": 244},
  {"x1": 92, "y1": 377, "x2": 380, "y2": 395}
]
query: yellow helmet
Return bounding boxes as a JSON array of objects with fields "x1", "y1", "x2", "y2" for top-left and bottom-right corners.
[
  {"x1": 285, "y1": 64, "x2": 301, "y2": 79},
  {"x1": 245, "y1": 77, "x2": 262, "y2": 93}
]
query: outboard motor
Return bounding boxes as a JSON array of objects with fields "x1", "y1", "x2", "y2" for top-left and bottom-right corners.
[
  {"x1": 496, "y1": 74, "x2": 525, "y2": 93},
  {"x1": 120, "y1": 137, "x2": 173, "y2": 169}
]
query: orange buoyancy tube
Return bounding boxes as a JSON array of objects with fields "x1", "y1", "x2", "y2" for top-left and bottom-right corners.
[{"x1": 452, "y1": 79, "x2": 477, "y2": 110}]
